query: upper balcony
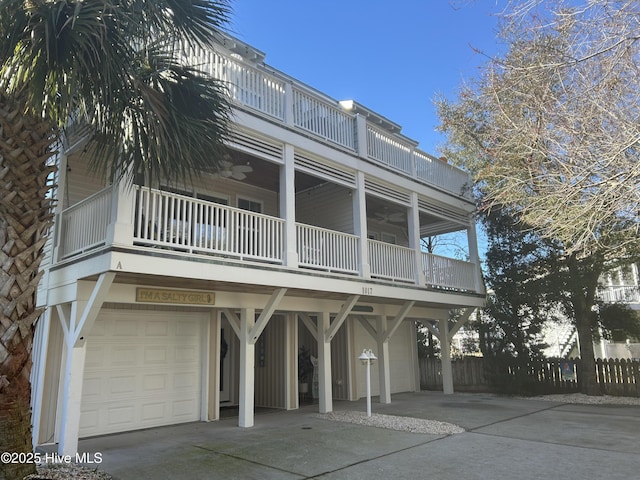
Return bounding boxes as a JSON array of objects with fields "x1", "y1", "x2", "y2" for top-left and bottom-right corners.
[{"x1": 178, "y1": 37, "x2": 472, "y2": 201}]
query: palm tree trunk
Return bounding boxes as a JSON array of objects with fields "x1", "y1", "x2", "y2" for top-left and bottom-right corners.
[{"x1": 0, "y1": 93, "x2": 56, "y2": 479}]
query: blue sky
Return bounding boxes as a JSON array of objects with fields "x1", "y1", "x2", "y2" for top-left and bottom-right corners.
[{"x1": 230, "y1": 0, "x2": 506, "y2": 157}]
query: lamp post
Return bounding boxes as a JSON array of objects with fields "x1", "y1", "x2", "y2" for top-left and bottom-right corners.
[{"x1": 358, "y1": 348, "x2": 377, "y2": 417}]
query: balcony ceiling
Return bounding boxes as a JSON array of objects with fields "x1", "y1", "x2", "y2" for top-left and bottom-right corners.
[
  {"x1": 227, "y1": 149, "x2": 323, "y2": 193},
  {"x1": 226, "y1": 149, "x2": 460, "y2": 236}
]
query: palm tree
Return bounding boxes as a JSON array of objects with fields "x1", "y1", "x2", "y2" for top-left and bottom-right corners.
[{"x1": 0, "y1": 1, "x2": 232, "y2": 477}]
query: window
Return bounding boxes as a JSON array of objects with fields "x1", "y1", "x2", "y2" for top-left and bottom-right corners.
[
  {"x1": 238, "y1": 197, "x2": 262, "y2": 213},
  {"x1": 198, "y1": 193, "x2": 229, "y2": 205},
  {"x1": 160, "y1": 185, "x2": 193, "y2": 197},
  {"x1": 381, "y1": 233, "x2": 397, "y2": 245}
]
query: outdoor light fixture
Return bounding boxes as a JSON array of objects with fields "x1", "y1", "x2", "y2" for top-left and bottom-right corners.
[{"x1": 358, "y1": 349, "x2": 377, "y2": 417}]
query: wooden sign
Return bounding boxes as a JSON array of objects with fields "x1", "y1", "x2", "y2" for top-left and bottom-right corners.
[{"x1": 136, "y1": 288, "x2": 215, "y2": 305}]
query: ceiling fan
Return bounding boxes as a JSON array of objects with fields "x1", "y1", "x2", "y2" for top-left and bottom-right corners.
[
  {"x1": 214, "y1": 159, "x2": 253, "y2": 180},
  {"x1": 373, "y1": 208, "x2": 405, "y2": 224}
]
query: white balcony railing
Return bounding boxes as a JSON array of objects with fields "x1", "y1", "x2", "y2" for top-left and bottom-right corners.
[
  {"x1": 598, "y1": 285, "x2": 640, "y2": 304},
  {"x1": 366, "y1": 125, "x2": 413, "y2": 175},
  {"x1": 55, "y1": 187, "x2": 481, "y2": 293},
  {"x1": 414, "y1": 151, "x2": 471, "y2": 198},
  {"x1": 188, "y1": 46, "x2": 287, "y2": 121},
  {"x1": 292, "y1": 88, "x2": 356, "y2": 151},
  {"x1": 369, "y1": 240, "x2": 416, "y2": 283},
  {"x1": 182, "y1": 43, "x2": 471, "y2": 198},
  {"x1": 296, "y1": 223, "x2": 359, "y2": 274},
  {"x1": 422, "y1": 252, "x2": 478, "y2": 291},
  {"x1": 133, "y1": 187, "x2": 284, "y2": 263},
  {"x1": 58, "y1": 186, "x2": 113, "y2": 259}
]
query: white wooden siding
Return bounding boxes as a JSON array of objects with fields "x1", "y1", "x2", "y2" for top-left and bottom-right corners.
[
  {"x1": 296, "y1": 183, "x2": 354, "y2": 233},
  {"x1": 191, "y1": 175, "x2": 279, "y2": 216},
  {"x1": 65, "y1": 153, "x2": 107, "y2": 208}
]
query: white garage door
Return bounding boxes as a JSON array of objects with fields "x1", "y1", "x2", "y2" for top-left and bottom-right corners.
[{"x1": 80, "y1": 309, "x2": 205, "y2": 437}]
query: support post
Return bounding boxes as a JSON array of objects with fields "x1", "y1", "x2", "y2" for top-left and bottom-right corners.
[
  {"x1": 376, "y1": 316, "x2": 392, "y2": 404},
  {"x1": 207, "y1": 310, "x2": 221, "y2": 421},
  {"x1": 58, "y1": 301, "x2": 86, "y2": 456},
  {"x1": 238, "y1": 308, "x2": 256, "y2": 427},
  {"x1": 285, "y1": 313, "x2": 298, "y2": 410},
  {"x1": 355, "y1": 114, "x2": 369, "y2": 159},
  {"x1": 409, "y1": 193, "x2": 426, "y2": 286},
  {"x1": 467, "y1": 216, "x2": 485, "y2": 293},
  {"x1": 353, "y1": 171, "x2": 370, "y2": 278},
  {"x1": 365, "y1": 357, "x2": 372, "y2": 417},
  {"x1": 439, "y1": 317, "x2": 454, "y2": 395},
  {"x1": 107, "y1": 178, "x2": 135, "y2": 247},
  {"x1": 317, "y1": 311, "x2": 333, "y2": 413},
  {"x1": 57, "y1": 274, "x2": 114, "y2": 455},
  {"x1": 280, "y1": 144, "x2": 298, "y2": 267},
  {"x1": 31, "y1": 310, "x2": 52, "y2": 448}
]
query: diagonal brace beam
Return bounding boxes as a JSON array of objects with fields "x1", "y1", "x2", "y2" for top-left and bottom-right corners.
[
  {"x1": 422, "y1": 320, "x2": 441, "y2": 341},
  {"x1": 325, "y1": 295, "x2": 359, "y2": 342},
  {"x1": 450, "y1": 307, "x2": 474, "y2": 337},
  {"x1": 298, "y1": 313, "x2": 318, "y2": 341},
  {"x1": 249, "y1": 288, "x2": 287, "y2": 344},
  {"x1": 222, "y1": 308, "x2": 241, "y2": 338},
  {"x1": 357, "y1": 316, "x2": 378, "y2": 341},
  {"x1": 382, "y1": 301, "x2": 415, "y2": 343},
  {"x1": 73, "y1": 273, "x2": 115, "y2": 346}
]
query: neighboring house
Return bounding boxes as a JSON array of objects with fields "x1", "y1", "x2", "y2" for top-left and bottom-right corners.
[
  {"x1": 596, "y1": 263, "x2": 640, "y2": 359},
  {"x1": 544, "y1": 263, "x2": 640, "y2": 360},
  {"x1": 30, "y1": 33, "x2": 485, "y2": 455}
]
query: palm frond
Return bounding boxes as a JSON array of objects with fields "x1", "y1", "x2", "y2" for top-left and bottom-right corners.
[
  {"x1": 0, "y1": 0, "x2": 233, "y2": 185},
  {"x1": 90, "y1": 43, "x2": 232, "y2": 185}
]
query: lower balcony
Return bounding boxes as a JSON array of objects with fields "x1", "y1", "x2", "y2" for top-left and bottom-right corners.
[{"x1": 54, "y1": 185, "x2": 482, "y2": 293}]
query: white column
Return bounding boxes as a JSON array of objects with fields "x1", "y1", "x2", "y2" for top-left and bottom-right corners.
[
  {"x1": 317, "y1": 311, "x2": 333, "y2": 413},
  {"x1": 58, "y1": 301, "x2": 86, "y2": 456},
  {"x1": 408, "y1": 192, "x2": 426, "y2": 286},
  {"x1": 284, "y1": 313, "x2": 299, "y2": 410},
  {"x1": 280, "y1": 144, "x2": 298, "y2": 267},
  {"x1": 52, "y1": 153, "x2": 69, "y2": 261},
  {"x1": 410, "y1": 320, "x2": 421, "y2": 392},
  {"x1": 467, "y1": 217, "x2": 484, "y2": 293},
  {"x1": 107, "y1": 178, "x2": 135, "y2": 246},
  {"x1": 365, "y1": 357, "x2": 372, "y2": 417},
  {"x1": 355, "y1": 114, "x2": 369, "y2": 159},
  {"x1": 207, "y1": 311, "x2": 221, "y2": 421},
  {"x1": 238, "y1": 308, "x2": 255, "y2": 428},
  {"x1": 58, "y1": 344, "x2": 87, "y2": 456},
  {"x1": 284, "y1": 82, "x2": 294, "y2": 126},
  {"x1": 353, "y1": 171, "x2": 370, "y2": 278},
  {"x1": 31, "y1": 310, "x2": 51, "y2": 448},
  {"x1": 376, "y1": 316, "x2": 392, "y2": 404},
  {"x1": 439, "y1": 317, "x2": 454, "y2": 395}
]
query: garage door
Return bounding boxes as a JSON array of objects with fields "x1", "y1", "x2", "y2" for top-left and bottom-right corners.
[{"x1": 80, "y1": 309, "x2": 205, "y2": 437}]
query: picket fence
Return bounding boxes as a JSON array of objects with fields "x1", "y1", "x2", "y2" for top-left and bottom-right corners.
[{"x1": 420, "y1": 357, "x2": 640, "y2": 397}]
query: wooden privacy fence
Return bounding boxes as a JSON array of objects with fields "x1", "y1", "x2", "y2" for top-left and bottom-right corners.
[{"x1": 420, "y1": 357, "x2": 640, "y2": 397}]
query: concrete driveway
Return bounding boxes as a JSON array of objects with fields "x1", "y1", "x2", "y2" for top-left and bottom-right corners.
[{"x1": 73, "y1": 391, "x2": 639, "y2": 479}]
